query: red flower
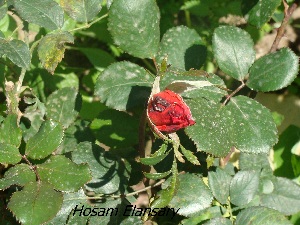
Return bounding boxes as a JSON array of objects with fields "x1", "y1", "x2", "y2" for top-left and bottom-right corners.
[{"x1": 147, "y1": 89, "x2": 196, "y2": 133}]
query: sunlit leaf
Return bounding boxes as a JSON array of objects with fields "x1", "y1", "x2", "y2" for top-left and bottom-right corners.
[
  {"x1": 108, "y1": 0, "x2": 160, "y2": 58},
  {"x1": 46, "y1": 87, "x2": 81, "y2": 128},
  {"x1": 37, "y1": 155, "x2": 92, "y2": 192},
  {"x1": 25, "y1": 120, "x2": 64, "y2": 159},
  {"x1": 169, "y1": 173, "x2": 213, "y2": 217},
  {"x1": 13, "y1": 0, "x2": 64, "y2": 30},
  {"x1": 94, "y1": 61, "x2": 153, "y2": 111},
  {"x1": 208, "y1": 168, "x2": 232, "y2": 204},
  {"x1": 260, "y1": 177, "x2": 300, "y2": 215},
  {"x1": 212, "y1": 26, "x2": 255, "y2": 80},
  {"x1": 45, "y1": 189, "x2": 88, "y2": 225},
  {"x1": 230, "y1": 170, "x2": 260, "y2": 206},
  {"x1": 38, "y1": 31, "x2": 74, "y2": 74},
  {"x1": 0, "y1": 164, "x2": 36, "y2": 190},
  {"x1": 0, "y1": 38, "x2": 30, "y2": 68},
  {"x1": 236, "y1": 206, "x2": 292, "y2": 225},
  {"x1": 157, "y1": 26, "x2": 206, "y2": 70},
  {"x1": 8, "y1": 181, "x2": 63, "y2": 225},
  {"x1": 247, "y1": 48, "x2": 299, "y2": 91},
  {"x1": 241, "y1": 0, "x2": 281, "y2": 28},
  {"x1": 60, "y1": 0, "x2": 102, "y2": 23},
  {"x1": 0, "y1": 114, "x2": 22, "y2": 147},
  {"x1": 0, "y1": 143, "x2": 22, "y2": 164}
]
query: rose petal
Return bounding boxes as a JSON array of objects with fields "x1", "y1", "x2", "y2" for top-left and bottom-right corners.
[{"x1": 147, "y1": 89, "x2": 195, "y2": 133}]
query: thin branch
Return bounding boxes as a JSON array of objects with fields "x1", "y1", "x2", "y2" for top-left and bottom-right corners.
[
  {"x1": 85, "y1": 179, "x2": 165, "y2": 200},
  {"x1": 69, "y1": 14, "x2": 108, "y2": 32},
  {"x1": 184, "y1": 9, "x2": 192, "y2": 28},
  {"x1": 220, "y1": 147, "x2": 235, "y2": 167},
  {"x1": 270, "y1": 0, "x2": 297, "y2": 53},
  {"x1": 142, "y1": 59, "x2": 156, "y2": 74},
  {"x1": 16, "y1": 68, "x2": 26, "y2": 94},
  {"x1": 222, "y1": 81, "x2": 245, "y2": 105},
  {"x1": 7, "y1": 11, "x2": 24, "y2": 41},
  {"x1": 152, "y1": 57, "x2": 159, "y2": 73},
  {"x1": 22, "y1": 155, "x2": 41, "y2": 181}
]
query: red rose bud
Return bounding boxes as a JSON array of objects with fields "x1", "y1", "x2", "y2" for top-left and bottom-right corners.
[{"x1": 147, "y1": 89, "x2": 196, "y2": 133}]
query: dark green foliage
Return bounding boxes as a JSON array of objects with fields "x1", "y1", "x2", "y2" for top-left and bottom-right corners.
[{"x1": 0, "y1": 0, "x2": 299, "y2": 224}]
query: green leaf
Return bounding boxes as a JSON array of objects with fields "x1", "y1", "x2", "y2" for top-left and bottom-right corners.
[
  {"x1": 80, "y1": 94, "x2": 107, "y2": 120},
  {"x1": 25, "y1": 120, "x2": 64, "y2": 159},
  {"x1": 208, "y1": 168, "x2": 232, "y2": 204},
  {"x1": 46, "y1": 87, "x2": 81, "y2": 128},
  {"x1": 186, "y1": 96, "x2": 278, "y2": 157},
  {"x1": 45, "y1": 189, "x2": 88, "y2": 225},
  {"x1": 90, "y1": 109, "x2": 139, "y2": 149},
  {"x1": 38, "y1": 31, "x2": 74, "y2": 74},
  {"x1": 144, "y1": 171, "x2": 171, "y2": 180},
  {"x1": 41, "y1": 70, "x2": 79, "y2": 90},
  {"x1": 160, "y1": 72, "x2": 227, "y2": 102},
  {"x1": 169, "y1": 173, "x2": 213, "y2": 217},
  {"x1": 0, "y1": 143, "x2": 22, "y2": 164},
  {"x1": 291, "y1": 140, "x2": 300, "y2": 156},
  {"x1": 13, "y1": 0, "x2": 64, "y2": 30},
  {"x1": 0, "y1": 38, "x2": 30, "y2": 68},
  {"x1": 157, "y1": 26, "x2": 206, "y2": 70},
  {"x1": 203, "y1": 217, "x2": 232, "y2": 225},
  {"x1": 94, "y1": 61, "x2": 153, "y2": 111},
  {"x1": 88, "y1": 200, "x2": 142, "y2": 225},
  {"x1": 226, "y1": 96, "x2": 278, "y2": 154},
  {"x1": 78, "y1": 47, "x2": 115, "y2": 71},
  {"x1": 66, "y1": 210, "x2": 89, "y2": 224},
  {"x1": 0, "y1": 164, "x2": 35, "y2": 190},
  {"x1": 212, "y1": 26, "x2": 255, "y2": 80},
  {"x1": 151, "y1": 159, "x2": 178, "y2": 208},
  {"x1": 140, "y1": 154, "x2": 168, "y2": 166},
  {"x1": 236, "y1": 206, "x2": 292, "y2": 225},
  {"x1": 8, "y1": 181, "x2": 63, "y2": 225},
  {"x1": 60, "y1": 0, "x2": 102, "y2": 23},
  {"x1": 274, "y1": 125, "x2": 300, "y2": 179},
  {"x1": 181, "y1": 206, "x2": 223, "y2": 225},
  {"x1": 56, "y1": 120, "x2": 95, "y2": 154},
  {"x1": 230, "y1": 170, "x2": 260, "y2": 206},
  {"x1": 108, "y1": 0, "x2": 160, "y2": 58},
  {"x1": 0, "y1": 3, "x2": 7, "y2": 21},
  {"x1": 23, "y1": 96, "x2": 46, "y2": 142},
  {"x1": 180, "y1": 145, "x2": 200, "y2": 165},
  {"x1": 37, "y1": 155, "x2": 92, "y2": 192},
  {"x1": 247, "y1": 48, "x2": 299, "y2": 91},
  {"x1": 140, "y1": 144, "x2": 169, "y2": 165},
  {"x1": 239, "y1": 152, "x2": 273, "y2": 176},
  {"x1": 241, "y1": 0, "x2": 281, "y2": 28},
  {"x1": 186, "y1": 98, "x2": 232, "y2": 157},
  {"x1": 72, "y1": 142, "x2": 128, "y2": 194},
  {"x1": 0, "y1": 114, "x2": 22, "y2": 147},
  {"x1": 260, "y1": 177, "x2": 300, "y2": 215}
]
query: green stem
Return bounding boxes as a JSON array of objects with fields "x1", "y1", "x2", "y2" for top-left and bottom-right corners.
[
  {"x1": 184, "y1": 10, "x2": 192, "y2": 28},
  {"x1": 69, "y1": 14, "x2": 109, "y2": 32},
  {"x1": 84, "y1": 179, "x2": 165, "y2": 200},
  {"x1": 222, "y1": 81, "x2": 245, "y2": 105},
  {"x1": 16, "y1": 68, "x2": 26, "y2": 94},
  {"x1": 22, "y1": 155, "x2": 41, "y2": 181},
  {"x1": 142, "y1": 59, "x2": 156, "y2": 74},
  {"x1": 227, "y1": 199, "x2": 234, "y2": 222}
]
